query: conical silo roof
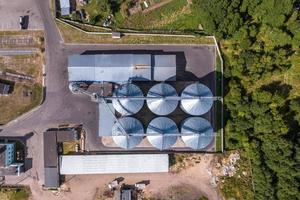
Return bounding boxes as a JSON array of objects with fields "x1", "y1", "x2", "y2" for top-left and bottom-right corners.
[
  {"x1": 112, "y1": 83, "x2": 144, "y2": 116},
  {"x1": 180, "y1": 83, "x2": 213, "y2": 115},
  {"x1": 147, "y1": 117, "x2": 179, "y2": 150},
  {"x1": 112, "y1": 117, "x2": 144, "y2": 149},
  {"x1": 146, "y1": 83, "x2": 178, "y2": 115},
  {"x1": 181, "y1": 117, "x2": 213, "y2": 150}
]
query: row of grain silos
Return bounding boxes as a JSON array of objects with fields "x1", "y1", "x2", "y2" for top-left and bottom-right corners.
[
  {"x1": 112, "y1": 116, "x2": 214, "y2": 150},
  {"x1": 112, "y1": 82, "x2": 214, "y2": 116},
  {"x1": 111, "y1": 82, "x2": 215, "y2": 150}
]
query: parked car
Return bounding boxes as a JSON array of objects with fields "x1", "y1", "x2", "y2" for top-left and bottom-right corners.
[{"x1": 19, "y1": 15, "x2": 29, "y2": 29}]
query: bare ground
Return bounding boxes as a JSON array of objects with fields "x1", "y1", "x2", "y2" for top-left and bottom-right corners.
[{"x1": 25, "y1": 154, "x2": 219, "y2": 200}]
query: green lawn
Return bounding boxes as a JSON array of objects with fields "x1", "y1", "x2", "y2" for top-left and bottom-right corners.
[
  {"x1": 82, "y1": 0, "x2": 111, "y2": 25},
  {"x1": 0, "y1": 31, "x2": 44, "y2": 124},
  {"x1": 119, "y1": 0, "x2": 190, "y2": 30},
  {"x1": 56, "y1": 20, "x2": 214, "y2": 44},
  {"x1": 58, "y1": 0, "x2": 202, "y2": 33},
  {"x1": 0, "y1": 187, "x2": 31, "y2": 200}
]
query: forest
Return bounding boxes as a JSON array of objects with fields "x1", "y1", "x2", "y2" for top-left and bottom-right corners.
[{"x1": 194, "y1": 0, "x2": 300, "y2": 199}]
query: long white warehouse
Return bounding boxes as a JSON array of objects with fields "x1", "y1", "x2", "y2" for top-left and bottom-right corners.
[{"x1": 60, "y1": 154, "x2": 169, "y2": 174}]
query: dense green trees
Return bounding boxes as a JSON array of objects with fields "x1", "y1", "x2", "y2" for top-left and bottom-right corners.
[{"x1": 195, "y1": 0, "x2": 300, "y2": 199}]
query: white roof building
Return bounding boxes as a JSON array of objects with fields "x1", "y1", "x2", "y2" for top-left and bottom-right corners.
[
  {"x1": 59, "y1": 0, "x2": 71, "y2": 16},
  {"x1": 60, "y1": 154, "x2": 169, "y2": 174}
]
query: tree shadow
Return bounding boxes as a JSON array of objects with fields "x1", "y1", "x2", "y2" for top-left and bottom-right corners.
[{"x1": 260, "y1": 81, "x2": 292, "y2": 99}]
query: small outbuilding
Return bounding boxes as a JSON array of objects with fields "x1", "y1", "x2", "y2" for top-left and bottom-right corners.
[
  {"x1": 59, "y1": 0, "x2": 71, "y2": 16},
  {"x1": 0, "y1": 81, "x2": 11, "y2": 95},
  {"x1": 112, "y1": 32, "x2": 121, "y2": 39}
]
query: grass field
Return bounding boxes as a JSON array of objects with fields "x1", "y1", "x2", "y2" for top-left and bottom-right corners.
[
  {"x1": 61, "y1": 0, "x2": 201, "y2": 33},
  {"x1": 0, "y1": 31, "x2": 44, "y2": 125},
  {"x1": 119, "y1": 0, "x2": 190, "y2": 30},
  {"x1": 56, "y1": 20, "x2": 213, "y2": 44},
  {"x1": 0, "y1": 186, "x2": 30, "y2": 200},
  {"x1": 0, "y1": 83, "x2": 42, "y2": 124},
  {"x1": 82, "y1": 0, "x2": 111, "y2": 26}
]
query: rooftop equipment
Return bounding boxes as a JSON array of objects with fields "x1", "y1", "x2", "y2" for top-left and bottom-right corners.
[
  {"x1": 180, "y1": 83, "x2": 213, "y2": 115},
  {"x1": 146, "y1": 83, "x2": 178, "y2": 115},
  {"x1": 146, "y1": 117, "x2": 179, "y2": 150},
  {"x1": 112, "y1": 117, "x2": 144, "y2": 149},
  {"x1": 181, "y1": 117, "x2": 214, "y2": 150},
  {"x1": 112, "y1": 83, "x2": 144, "y2": 116}
]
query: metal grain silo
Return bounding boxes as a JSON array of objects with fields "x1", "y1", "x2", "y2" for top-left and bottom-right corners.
[
  {"x1": 112, "y1": 117, "x2": 144, "y2": 149},
  {"x1": 180, "y1": 83, "x2": 213, "y2": 115},
  {"x1": 112, "y1": 83, "x2": 144, "y2": 116},
  {"x1": 146, "y1": 83, "x2": 178, "y2": 115},
  {"x1": 181, "y1": 117, "x2": 213, "y2": 150},
  {"x1": 147, "y1": 117, "x2": 179, "y2": 150}
]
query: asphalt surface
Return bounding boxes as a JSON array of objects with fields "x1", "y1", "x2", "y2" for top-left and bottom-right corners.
[
  {"x1": 0, "y1": 0, "x2": 216, "y2": 185},
  {"x1": 0, "y1": 0, "x2": 43, "y2": 30}
]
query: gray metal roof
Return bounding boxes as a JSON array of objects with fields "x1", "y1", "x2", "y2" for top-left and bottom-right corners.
[
  {"x1": 147, "y1": 117, "x2": 179, "y2": 150},
  {"x1": 146, "y1": 83, "x2": 178, "y2": 115},
  {"x1": 68, "y1": 54, "x2": 151, "y2": 82},
  {"x1": 43, "y1": 131, "x2": 58, "y2": 167},
  {"x1": 68, "y1": 54, "x2": 176, "y2": 82},
  {"x1": 60, "y1": 154, "x2": 169, "y2": 174},
  {"x1": 181, "y1": 117, "x2": 214, "y2": 150},
  {"x1": 112, "y1": 117, "x2": 144, "y2": 149},
  {"x1": 60, "y1": 0, "x2": 70, "y2": 15},
  {"x1": 44, "y1": 167, "x2": 59, "y2": 188},
  {"x1": 112, "y1": 84, "x2": 144, "y2": 116},
  {"x1": 154, "y1": 55, "x2": 176, "y2": 81},
  {"x1": 180, "y1": 83, "x2": 213, "y2": 115},
  {"x1": 99, "y1": 102, "x2": 116, "y2": 136}
]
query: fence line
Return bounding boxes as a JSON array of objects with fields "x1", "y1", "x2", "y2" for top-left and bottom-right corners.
[
  {"x1": 212, "y1": 36, "x2": 224, "y2": 153},
  {"x1": 57, "y1": 18, "x2": 201, "y2": 38}
]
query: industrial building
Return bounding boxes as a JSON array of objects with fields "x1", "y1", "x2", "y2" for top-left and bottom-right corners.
[
  {"x1": 0, "y1": 142, "x2": 23, "y2": 176},
  {"x1": 67, "y1": 53, "x2": 218, "y2": 152},
  {"x1": 59, "y1": 0, "x2": 71, "y2": 16},
  {"x1": 68, "y1": 54, "x2": 176, "y2": 82}
]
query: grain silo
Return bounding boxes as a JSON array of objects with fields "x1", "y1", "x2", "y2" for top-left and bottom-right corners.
[
  {"x1": 146, "y1": 117, "x2": 179, "y2": 150},
  {"x1": 112, "y1": 117, "x2": 144, "y2": 149},
  {"x1": 112, "y1": 83, "x2": 144, "y2": 116},
  {"x1": 181, "y1": 117, "x2": 213, "y2": 150},
  {"x1": 146, "y1": 83, "x2": 178, "y2": 115},
  {"x1": 180, "y1": 83, "x2": 213, "y2": 115}
]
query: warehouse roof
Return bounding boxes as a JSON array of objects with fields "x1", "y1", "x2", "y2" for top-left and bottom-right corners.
[
  {"x1": 44, "y1": 167, "x2": 59, "y2": 188},
  {"x1": 60, "y1": 154, "x2": 169, "y2": 174},
  {"x1": 43, "y1": 131, "x2": 57, "y2": 167},
  {"x1": 68, "y1": 54, "x2": 176, "y2": 82}
]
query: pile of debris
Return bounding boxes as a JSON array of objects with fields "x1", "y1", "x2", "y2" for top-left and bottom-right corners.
[{"x1": 207, "y1": 151, "x2": 241, "y2": 187}]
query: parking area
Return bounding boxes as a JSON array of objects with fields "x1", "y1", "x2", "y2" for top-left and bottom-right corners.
[{"x1": 0, "y1": 0, "x2": 43, "y2": 30}]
